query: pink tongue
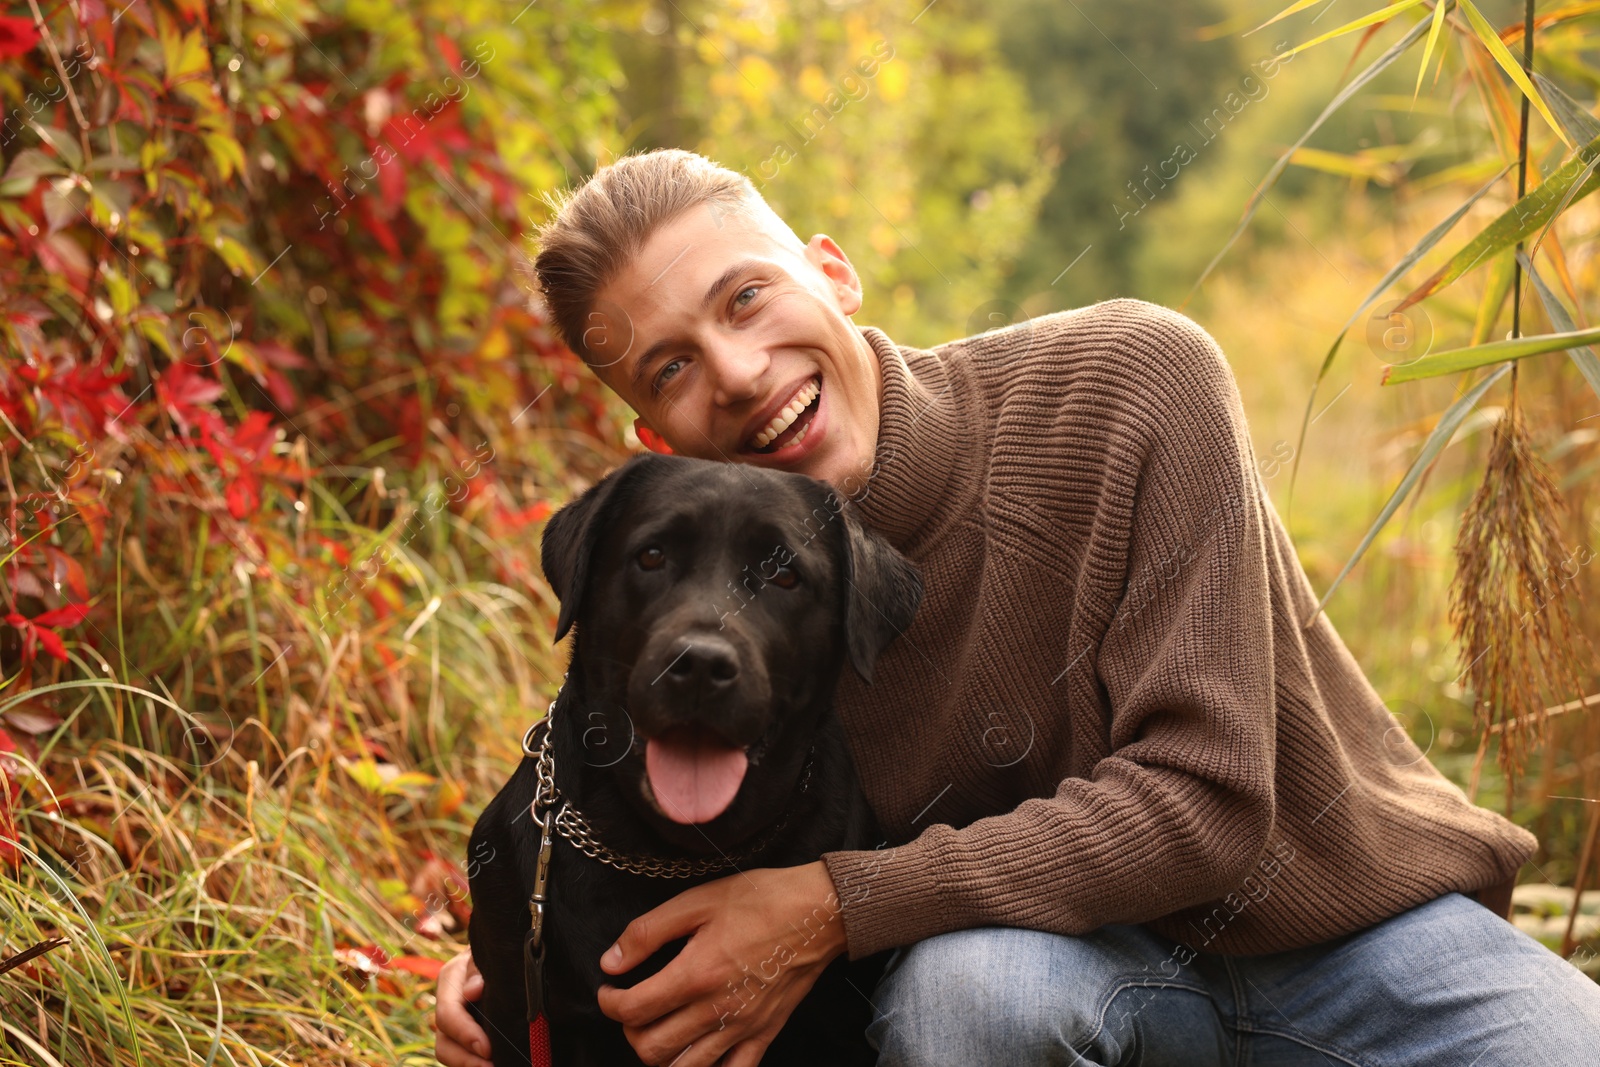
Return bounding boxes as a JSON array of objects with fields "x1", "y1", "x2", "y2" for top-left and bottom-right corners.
[{"x1": 645, "y1": 727, "x2": 749, "y2": 825}]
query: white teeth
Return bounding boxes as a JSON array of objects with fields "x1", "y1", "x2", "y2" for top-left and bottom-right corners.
[{"x1": 750, "y1": 377, "x2": 820, "y2": 449}]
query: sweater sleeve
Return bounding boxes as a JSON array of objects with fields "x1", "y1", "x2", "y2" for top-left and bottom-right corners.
[{"x1": 821, "y1": 307, "x2": 1279, "y2": 959}]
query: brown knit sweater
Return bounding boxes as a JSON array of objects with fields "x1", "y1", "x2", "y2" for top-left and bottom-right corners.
[{"x1": 818, "y1": 298, "x2": 1537, "y2": 960}]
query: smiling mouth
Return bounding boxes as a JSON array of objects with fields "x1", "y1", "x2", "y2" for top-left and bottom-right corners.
[{"x1": 746, "y1": 375, "x2": 821, "y2": 454}]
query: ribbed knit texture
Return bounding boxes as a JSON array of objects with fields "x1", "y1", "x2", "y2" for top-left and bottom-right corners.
[{"x1": 819, "y1": 298, "x2": 1537, "y2": 960}]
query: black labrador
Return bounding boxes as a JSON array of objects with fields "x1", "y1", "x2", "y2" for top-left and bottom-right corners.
[{"x1": 466, "y1": 452, "x2": 923, "y2": 1066}]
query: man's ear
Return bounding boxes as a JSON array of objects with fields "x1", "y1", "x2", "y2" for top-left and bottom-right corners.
[
  {"x1": 840, "y1": 507, "x2": 923, "y2": 683},
  {"x1": 541, "y1": 454, "x2": 656, "y2": 644},
  {"x1": 806, "y1": 234, "x2": 863, "y2": 317},
  {"x1": 633, "y1": 417, "x2": 674, "y2": 455}
]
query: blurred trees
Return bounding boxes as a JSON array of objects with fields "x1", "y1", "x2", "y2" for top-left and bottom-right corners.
[
  {"x1": 988, "y1": 0, "x2": 1242, "y2": 309},
  {"x1": 601, "y1": 0, "x2": 1054, "y2": 348}
]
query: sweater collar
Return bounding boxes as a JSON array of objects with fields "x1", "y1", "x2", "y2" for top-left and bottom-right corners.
[{"x1": 845, "y1": 324, "x2": 979, "y2": 554}]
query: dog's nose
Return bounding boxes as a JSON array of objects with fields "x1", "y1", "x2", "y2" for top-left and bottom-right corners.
[{"x1": 660, "y1": 636, "x2": 740, "y2": 694}]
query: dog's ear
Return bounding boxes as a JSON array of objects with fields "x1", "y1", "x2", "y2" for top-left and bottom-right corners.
[
  {"x1": 840, "y1": 508, "x2": 924, "y2": 684},
  {"x1": 542, "y1": 454, "x2": 656, "y2": 644}
]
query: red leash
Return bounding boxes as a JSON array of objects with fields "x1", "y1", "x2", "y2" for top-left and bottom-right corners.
[{"x1": 528, "y1": 1013, "x2": 552, "y2": 1067}]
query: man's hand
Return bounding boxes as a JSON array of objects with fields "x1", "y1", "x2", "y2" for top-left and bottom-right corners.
[
  {"x1": 432, "y1": 949, "x2": 495, "y2": 1067},
  {"x1": 596, "y1": 860, "x2": 849, "y2": 1066}
]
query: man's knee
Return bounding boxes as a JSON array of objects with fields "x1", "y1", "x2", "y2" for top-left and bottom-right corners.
[{"x1": 868, "y1": 926, "x2": 1133, "y2": 1066}]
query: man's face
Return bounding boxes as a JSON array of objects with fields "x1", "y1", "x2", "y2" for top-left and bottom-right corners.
[{"x1": 582, "y1": 201, "x2": 882, "y2": 491}]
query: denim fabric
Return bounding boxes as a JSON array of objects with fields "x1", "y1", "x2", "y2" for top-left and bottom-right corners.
[{"x1": 866, "y1": 892, "x2": 1600, "y2": 1066}]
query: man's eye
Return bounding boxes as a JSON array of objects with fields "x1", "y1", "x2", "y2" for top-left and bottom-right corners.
[
  {"x1": 654, "y1": 359, "x2": 683, "y2": 393},
  {"x1": 734, "y1": 286, "x2": 759, "y2": 309}
]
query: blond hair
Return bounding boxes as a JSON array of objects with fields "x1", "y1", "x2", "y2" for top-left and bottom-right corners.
[{"x1": 530, "y1": 149, "x2": 760, "y2": 361}]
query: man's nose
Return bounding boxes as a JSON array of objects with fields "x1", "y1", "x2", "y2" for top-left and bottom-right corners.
[{"x1": 703, "y1": 337, "x2": 767, "y2": 408}]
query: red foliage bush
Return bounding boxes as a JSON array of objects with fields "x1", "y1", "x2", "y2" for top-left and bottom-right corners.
[{"x1": 0, "y1": 0, "x2": 630, "y2": 788}]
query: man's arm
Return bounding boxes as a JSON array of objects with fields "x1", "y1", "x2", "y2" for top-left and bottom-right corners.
[{"x1": 824, "y1": 307, "x2": 1280, "y2": 959}]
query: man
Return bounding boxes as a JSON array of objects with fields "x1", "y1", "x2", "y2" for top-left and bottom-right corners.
[{"x1": 434, "y1": 148, "x2": 1600, "y2": 1067}]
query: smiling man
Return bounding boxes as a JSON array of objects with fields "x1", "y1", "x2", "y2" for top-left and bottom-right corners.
[{"x1": 433, "y1": 149, "x2": 1600, "y2": 1067}]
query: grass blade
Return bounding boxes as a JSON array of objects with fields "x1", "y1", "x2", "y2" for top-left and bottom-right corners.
[
  {"x1": 1532, "y1": 70, "x2": 1600, "y2": 144},
  {"x1": 1459, "y1": 0, "x2": 1573, "y2": 148},
  {"x1": 1383, "y1": 324, "x2": 1600, "y2": 382},
  {"x1": 1285, "y1": 164, "x2": 1510, "y2": 513},
  {"x1": 1518, "y1": 249, "x2": 1600, "y2": 402},
  {"x1": 1416, "y1": 0, "x2": 1452, "y2": 99},
  {"x1": 1187, "y1": 14, "x2": 1433, "y2": 303},
  {"x1": 1396, "y1": 129, "x2": 1600, "y2": 309},
  {"x1": 1, "y1": 837, "x2": 148, "y2": 1067},
  {"x1": 1343, "y1": 164, "x2": 1509, "y2": 339},
  {"x1": 1246, "y1": 0, "x2": 1336, "y2": 35},
  {"x1": 1304, "y1": 361, "x2": 1512, "y2": 625},
  {"x1": 1469, "y1": 249, "x2": 1517, "y2": 345},
  {"x1": 1281, "y1": 0, "x2": 1429, "y2": 60}
]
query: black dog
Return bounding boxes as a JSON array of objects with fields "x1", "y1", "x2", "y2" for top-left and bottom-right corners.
[{"x1": 466, "y1": 452, "x2": 923, "y2": 1066}]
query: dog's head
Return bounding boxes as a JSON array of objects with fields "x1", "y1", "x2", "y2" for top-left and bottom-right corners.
[{"x1": 539, "y1": 453, "x2": 921, "y2": 837}]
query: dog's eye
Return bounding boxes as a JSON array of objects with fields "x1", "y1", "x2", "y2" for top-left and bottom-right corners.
[
  {"x1": 637, "y1": 546, "x2": 665, "y2": 570},
  {"x1": 769, "y1": 565, "x2": 799, "y2": 589}
]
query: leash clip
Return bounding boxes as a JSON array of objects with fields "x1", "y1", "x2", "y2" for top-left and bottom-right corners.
[
  {"x1": 521, "y1": 683, "x2": 564, "y2": 1025},
  {"x1": 525, "y1": 800, "x2": 556, "y2": 1021}
]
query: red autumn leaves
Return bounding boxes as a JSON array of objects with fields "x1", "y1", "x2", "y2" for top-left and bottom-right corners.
[
  {"x1": 5, "y1": 603, "x2": 90, "y2": 664},
  {"x1": 151, "y1": 360, "x2": 307, "y2": 520},
  {"x1": 0, "y1": 15, "x2": 38, "y2": 62}
]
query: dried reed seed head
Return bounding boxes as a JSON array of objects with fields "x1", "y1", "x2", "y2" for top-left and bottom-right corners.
[{"x1": 1451, "y1": 402, "x2": 1590, "y2": 793}]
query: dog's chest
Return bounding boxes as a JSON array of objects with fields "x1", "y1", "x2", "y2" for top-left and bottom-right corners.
[{"x1": 543, "y1": 844, "x2": 698, "y2": 1019}]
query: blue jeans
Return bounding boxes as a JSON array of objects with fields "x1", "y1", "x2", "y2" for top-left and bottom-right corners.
[{"x1": 866, "y1": 892, "x2": 1600, "y2": 1065}]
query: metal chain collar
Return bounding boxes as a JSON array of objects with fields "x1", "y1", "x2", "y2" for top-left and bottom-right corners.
[{"x1": 521, "y1": 676, "x2": 816, "y2": 879}]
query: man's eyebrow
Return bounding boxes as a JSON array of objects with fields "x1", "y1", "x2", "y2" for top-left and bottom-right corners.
[
  {"x1": 702, "y1": 259, "x2": 766, "y2": 311},
  {"x1": 628, "y1": 260, "x2": 769, "y2": 394}
]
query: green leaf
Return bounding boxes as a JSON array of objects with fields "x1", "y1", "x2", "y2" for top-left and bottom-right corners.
[
  {"x1": 200, "y1": 227, "x2": 260, "y2": 278},
  {"x1": 1305, "y1": 362, "x2": 1512, "y2": 625},
  {"x1": 1416, "y1": 0, "x2": 1451, "y2": 99},
  {"x1": 1458, "y1": 0, "x2": 1572, "y2": 148},
  {"x1": 89, "y1": 180, "x2": 134, "y2": 234},
  {"x1": 26, "y1": 123, "x2": 82, "y2": 172},
  {"x1": 381, "y1": 771, "x2": 438, "y2": 795},
  {"x1": 1279, "y1": 0, "x2": 1428, "y2": 60},
  {"x1": 1, "y1": 149, "x2": 67, "y2": 197},
  {"x1": 1518, "y1": 250, "x2": 1600, "y2": 404},
  {"x1": 340, "y1": 757, "x2": 386, "y2": 794},
  {"x1": 1189, "y1": 14, "x2": 1433, "y2": 300},
  {"x1": 1468, "y1": 249, "x2": 1515, "y2": 346},
  {"x1": 157, "y1": 9, "x2": 212, "y2": 87},
  {"x1": 201, "y1": 132, "x2": 245, "y2": 182},
  {"x1": 1340, "y1": 166, "x2": 1506, "y2": 341},
  {"x1": 102, "y1": 264, "x2": 137, "y2": 317},
  {"x1": 85, "y1": 154, "x2": 141, "y2": 176},
  {"x1": 1383, "y1": 325, "x2": 1600, "y2": 383},
  {"x1": 138, "y1": 318, "x2": 177, "y2": 361},
  {"x1": 1285, "y1": 164, "x2": 1509, "y2": 513},
  {"x1": 1398, "y1": 129, "x2": 1600, "y2": 308},
  {"x1": 1532, "y1": 71, "x2": 1600, "y2": 146},
  {"x1": 1246, "y1": 0, "x2": 1338, "y2": 35}
]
